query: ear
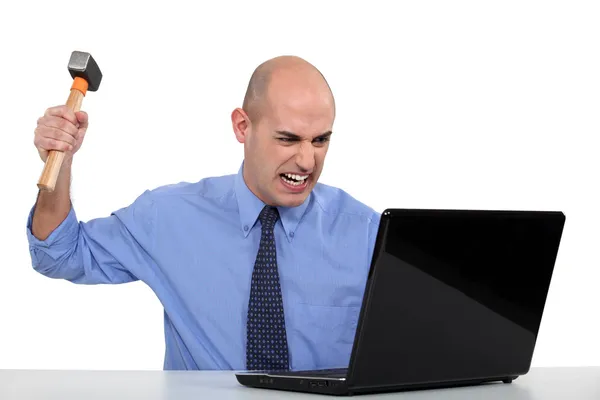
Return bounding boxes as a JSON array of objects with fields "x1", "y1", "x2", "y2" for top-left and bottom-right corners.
[{"x1": 231, "y1": 108, "x2": 251, "y2": 144}]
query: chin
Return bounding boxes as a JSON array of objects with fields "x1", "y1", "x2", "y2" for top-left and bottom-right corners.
[
  {"x1": 287, "y1": 198, "x2": 308, "y2": 208},
  {"x1": 278, "y1": 192, "x2": 311, "y2": 208}
]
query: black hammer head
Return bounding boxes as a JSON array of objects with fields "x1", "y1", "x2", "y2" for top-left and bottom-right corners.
[{"x1": 68, "y1": 51, "x2": 102, "y2": 92}]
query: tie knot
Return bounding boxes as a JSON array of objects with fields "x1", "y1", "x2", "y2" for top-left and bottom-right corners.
[{"x1": 259, "y1": 205, "x2": 279, "y2": 230}]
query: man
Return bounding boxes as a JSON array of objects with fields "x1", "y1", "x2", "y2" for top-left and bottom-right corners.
[{"x1": 27, "y1": 55, "x2": 381, "y2": 371}]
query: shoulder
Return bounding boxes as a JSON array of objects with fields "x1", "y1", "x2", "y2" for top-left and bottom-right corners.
[
  {"x1": 311, "y1": 182, "x2": 381, "y2": 227},
  {"x1": 118, "y1": 173, "x2": 237, "y2": 218},
  {"x1": 140, "y1": 173, "x2": 236, "y2": 203},
  {"x1": 111, "y1": 174, "x2": 237, "y2": 234}
]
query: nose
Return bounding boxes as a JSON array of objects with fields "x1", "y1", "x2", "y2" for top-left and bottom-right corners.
[{"x1": 295, "y1": 141, "x2": 315, "y2": 173}]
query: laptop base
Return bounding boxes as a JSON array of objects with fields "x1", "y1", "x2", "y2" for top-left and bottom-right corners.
[
  {"x1": 236, "y1": 371, "x2": 518, "y2": 396},
  {"x1": 236, "y1": 371, "x2": 349, "y2": 396}
]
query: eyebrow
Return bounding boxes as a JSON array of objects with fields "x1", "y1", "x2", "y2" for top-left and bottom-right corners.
[{"x1": 275, "y1": 130, "x2": 333, "y2": 140}]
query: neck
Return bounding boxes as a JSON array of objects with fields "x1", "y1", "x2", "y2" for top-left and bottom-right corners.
[{"x1": 242, "y1": 164, "x2": 274, "y2": 206}]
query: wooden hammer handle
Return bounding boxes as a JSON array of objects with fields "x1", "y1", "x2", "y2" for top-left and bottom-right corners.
[{"x1": 37, "y1": 78, "x2": 87, "y2": 191}]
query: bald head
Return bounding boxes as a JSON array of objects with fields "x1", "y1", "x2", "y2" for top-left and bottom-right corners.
[
  {"x1": 232, "y1": 56, "x2": 336, "y2": 208},
  {"x1": 242, "y1": 56, "x2": 335, "y2": 123}
]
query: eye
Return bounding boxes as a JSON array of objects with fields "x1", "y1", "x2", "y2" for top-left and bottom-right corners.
[
  {"x1": 278, "y1": 137, "x2": 296, "y2": 143},
  {"x1": 313, "y1": 137, "x2": 330, "y2": 144}
]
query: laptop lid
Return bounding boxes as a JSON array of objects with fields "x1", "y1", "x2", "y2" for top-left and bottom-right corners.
[{"x1": 346, "y1": 209, "x2": 566, "y2": 390}]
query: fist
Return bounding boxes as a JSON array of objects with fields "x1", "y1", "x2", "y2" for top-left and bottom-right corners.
[{"x1": 34, "y1": 105, "x2": 88, "y2": 162}]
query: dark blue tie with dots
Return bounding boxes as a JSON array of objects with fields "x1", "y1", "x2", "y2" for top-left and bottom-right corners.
[{"x1": 246, "y1": 205, "x2": 290, "y2": 371}]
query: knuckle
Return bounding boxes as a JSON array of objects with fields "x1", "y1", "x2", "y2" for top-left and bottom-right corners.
[
  {"x1": 66, "y1": 109, "x2": 77, "y2": 121},
  {"x1": 59, "y1": 118, "x2": 76, "y2": 134},
  {"x1": 34, "y1": 125, "x2": 46, "y2": 138},
  {"x1": 52, "y1": 128, "x2": 64, "y2": 140},
  {"x1": 58, "y1": 118, "x2": 68, "y2": 130},
  {"x1": 44, "y1": 106, "x2": 59, "y2": 116},
  {"x1": 37, "y1": 116, "x2": 49, "y2": 128},
  {"x1": 49, "y1": 138, "x2": 62, "y2": 150},
  {"x1": 69, "y1": 126, "x2": 79, "y2": 138},
  {"x1": 62, "y1": 108, "x2": 76, "y2": 123},
  {"x1": 44, "y1": 105, "x2": 68, "y2": 118}
]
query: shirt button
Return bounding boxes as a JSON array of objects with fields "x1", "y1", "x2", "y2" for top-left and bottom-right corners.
[
  {"x1": 289, "y1": 231, "x2": 294, "y2": 238},
  {"x1": 244, "y1": 225, "x2": 249, "y2": 232}
]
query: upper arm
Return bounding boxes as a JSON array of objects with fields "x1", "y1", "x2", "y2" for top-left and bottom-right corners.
[{"x1": 27, "y1": 190, "x2": 157, "y2": 285}]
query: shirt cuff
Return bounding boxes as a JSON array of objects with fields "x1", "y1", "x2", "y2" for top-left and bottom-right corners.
[{"x1": 26, "y1": 203, "x2": 79, "y2": 251}]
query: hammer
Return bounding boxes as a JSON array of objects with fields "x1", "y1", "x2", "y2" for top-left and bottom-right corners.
[{"x1": 37, "y1": 51, "x2": 102, "y2": 191}]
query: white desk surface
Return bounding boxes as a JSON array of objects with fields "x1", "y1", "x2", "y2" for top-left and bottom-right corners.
[{"x1": 1, "y1": 367, "x2": 599, "y2": 399}]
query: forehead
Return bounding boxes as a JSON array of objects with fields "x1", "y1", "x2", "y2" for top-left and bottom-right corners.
[
  {"x1": 265, "y1": 85, "x2": 334, "y2": 136},
  {"x1": 267, "y1": 101, "x2": 333, "y2": 138}
]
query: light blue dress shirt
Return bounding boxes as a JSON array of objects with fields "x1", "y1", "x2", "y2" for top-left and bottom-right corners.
[{"x1": 26, "y1": 163, "x2": 381, "y2": 371}]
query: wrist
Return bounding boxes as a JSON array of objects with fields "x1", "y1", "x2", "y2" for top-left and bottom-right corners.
[{"x1": 61, "y1": 154, "x2": 74, "y2": 168}]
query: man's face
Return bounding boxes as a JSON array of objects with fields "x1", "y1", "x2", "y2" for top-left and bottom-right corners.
[{"x1": 242, "y1": 86, "x2": 335, "y2": 208}]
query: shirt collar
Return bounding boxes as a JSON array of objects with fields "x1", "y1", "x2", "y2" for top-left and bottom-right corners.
[{"x1": 234, "y1": 162, "x2": 311, "y2": 242}]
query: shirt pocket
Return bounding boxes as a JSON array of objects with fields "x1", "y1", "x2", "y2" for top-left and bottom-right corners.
[{"x1": 289, "y1": 303, "x2": 361, "y2": 370}]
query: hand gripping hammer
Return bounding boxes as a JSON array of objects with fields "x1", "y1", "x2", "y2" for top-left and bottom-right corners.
[{"x1": 37, "y1": 51, "x2": 102, "y2": 191}]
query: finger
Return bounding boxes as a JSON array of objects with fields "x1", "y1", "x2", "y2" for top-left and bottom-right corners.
[
  {"x1": 35, "y1": 136, "x2": 73, "y2": 153},
  {"x1": 37, "y1": 148, "x2": 49, "y2": 162},
  {"x1": 35, "y1": 125, "x2": 77, "y2": 148},
  {"x1": 43, "y1": 105, "x2": 78, "y2": 126},
  {"x1": 39, "y1": 115, "x2": 79, "y2": 138},
  {"x1": 75, "y1": 111, "x2": 88, "y2": 130},
  {"x1": 77, "y1": 128, "x2": 86, "y2": 144}
]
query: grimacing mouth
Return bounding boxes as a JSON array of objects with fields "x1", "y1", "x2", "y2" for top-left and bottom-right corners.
[{"x1": 279, "y1": 172, "x2": 310, "y2": 186}]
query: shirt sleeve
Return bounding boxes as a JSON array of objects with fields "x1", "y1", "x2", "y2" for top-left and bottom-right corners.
[{"x1": 26, "y1": 190, "x2": 157, "y2": 285}]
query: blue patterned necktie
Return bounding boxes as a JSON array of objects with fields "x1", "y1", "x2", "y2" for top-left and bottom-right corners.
[{"x1": 246, "y1": 205, "x2": 290, "y2": 371}]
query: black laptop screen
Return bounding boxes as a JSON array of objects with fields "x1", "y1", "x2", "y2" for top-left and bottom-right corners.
[{"x1": 382, "y1": 209, "x2": 565, "y2": 334}]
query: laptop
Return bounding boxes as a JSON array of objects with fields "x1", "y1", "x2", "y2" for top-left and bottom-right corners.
[{"x1": 236, "y1": 208, "x2": 566, "y2": 395}]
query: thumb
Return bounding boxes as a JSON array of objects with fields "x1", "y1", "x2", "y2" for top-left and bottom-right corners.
[{"x1": 75, "y1": 111, "x2": 89, "y2": 130}]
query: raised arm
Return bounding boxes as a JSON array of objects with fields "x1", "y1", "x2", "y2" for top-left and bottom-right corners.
[{"x1": 27, "y1": 105, "x2": 156, "y2": 285}]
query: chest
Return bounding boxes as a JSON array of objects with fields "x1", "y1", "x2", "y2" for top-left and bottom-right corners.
[{"x1": 153, "y1": 217, "x2": 370, "y2": 309}]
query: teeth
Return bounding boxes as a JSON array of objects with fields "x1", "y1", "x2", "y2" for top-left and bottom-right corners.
[
  {"x1": 281, "y1": 174, "x2": 308, "y2": 186},
  {"x1": 284, "y1": 173, "x2": 308, "y2": 181}
]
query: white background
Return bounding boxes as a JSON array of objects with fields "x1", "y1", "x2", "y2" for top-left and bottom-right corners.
[{"x1": 0, "y1": 0, "x2": 598, "y2": 370}]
